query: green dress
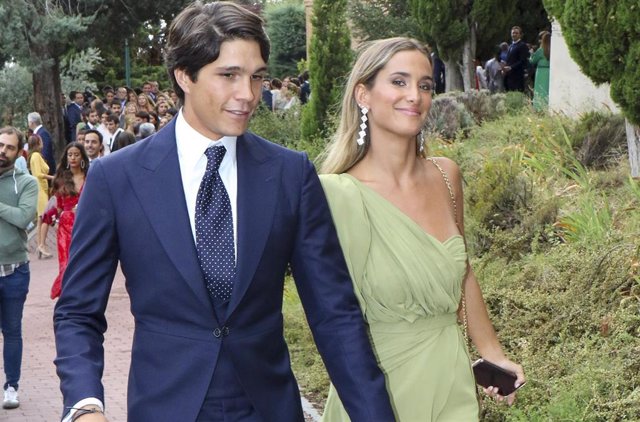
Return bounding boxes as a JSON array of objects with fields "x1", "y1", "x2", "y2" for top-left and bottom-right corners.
[
  {"x1": 319, "y1": 173, "x2": 479, "y2": 422},
  {"x1": 530, "y1": 47, "x2": 550, "y2": 111}
]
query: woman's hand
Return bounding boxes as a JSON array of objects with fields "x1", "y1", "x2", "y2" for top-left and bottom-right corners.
[{"x1": 481, "y1": 358, "x2": 525, "y2": 406}]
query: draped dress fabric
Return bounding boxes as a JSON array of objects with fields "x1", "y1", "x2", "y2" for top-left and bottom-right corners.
[
  {"x1": 319, "y1": 173, "x2": 479, "y2": 422},
  {"x1": 530, "y1": 47, "x2": 550, "y2": 111},
  {"x1": 29, "y1": 151, "x2": 50, "y2": 216},
  {"x1": 43, "y1": 189, "x2": 82, "y2": 299}
]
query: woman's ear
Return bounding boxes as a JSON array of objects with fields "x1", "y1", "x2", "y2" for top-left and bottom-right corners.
[{"x1": 354, "y1": 83, "x2": 370, "y2": 109}]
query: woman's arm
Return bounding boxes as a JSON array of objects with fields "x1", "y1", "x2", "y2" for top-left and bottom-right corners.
[{"x1": 441, "y1": 158, "x2": 525, "y2": 403}]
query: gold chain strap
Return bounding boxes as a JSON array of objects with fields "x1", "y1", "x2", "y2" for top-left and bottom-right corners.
[{"x1": 426, "y1": 157, "x2": 470, "y2": 349}]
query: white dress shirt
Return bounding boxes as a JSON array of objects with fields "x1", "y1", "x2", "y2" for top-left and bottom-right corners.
[
  {"x1": 63, "y1": 110, "x2": 239, "y2": 422},
  {"x1": 175, "y1": 110, "x2": 238, "y2": 258}
]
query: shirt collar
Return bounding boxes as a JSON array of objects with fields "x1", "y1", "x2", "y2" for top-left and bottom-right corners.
[
  {"x1": 175, "y1": 109, "x2": 237, "y2": 170},
  {"x1": 34, "y1": 125, "x2": 43, "y2": 133}
]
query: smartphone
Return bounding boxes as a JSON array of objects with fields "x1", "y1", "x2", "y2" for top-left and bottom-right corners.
[{"x1": 472, "y1": 359, "x2": 524, "y2": 396}]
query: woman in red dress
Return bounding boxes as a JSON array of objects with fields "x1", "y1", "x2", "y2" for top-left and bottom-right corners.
[{"x1": 42, "y1": 142, "x2": 89, "y2": 299}]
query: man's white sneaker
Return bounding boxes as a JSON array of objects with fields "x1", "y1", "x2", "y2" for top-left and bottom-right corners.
[{"x1": 3, "y1": 386, "x2": 19, "y2": 409}]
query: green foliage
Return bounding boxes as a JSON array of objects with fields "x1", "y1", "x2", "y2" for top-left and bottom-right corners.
[
  {"x1": 249, "y1": 107, "x2": 325, "y2": 163},
  {"x1": 425, "y1": 94, "x2": 476, "y2": 140},
  {"x1": 265, "y1": 3, "x2": 307, "y2": 79},
  {"x1": 301, "y1": 0, "x2": 352, "y2": 141},
  {"x1": 347, "y1": 0, "x2": 421, "y2": 42},
  {"x1": 548, "y1": 0, "x2": 640, "y2": 124},
  {"x1": 425, "y1": 90, "x2": 523, "y2": 141},
  {"x1": 60, "y1": 48, "x2": 103, "y2": 94},
  {"x1": 409, "y1": 0, "x2": 469, "y2": 60},
  {"x1": 283, "y1": 278, "x2": 329, "y2": 406},
  {"x1": 573, "y1": 112, "x2": 627, "y2": 169},
  {"x1": 0, "y1": 63, "x2": 32, "y2": 126}
]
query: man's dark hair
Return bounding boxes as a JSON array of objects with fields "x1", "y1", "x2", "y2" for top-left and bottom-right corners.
[
  {"x1": 84, "y1": 129, "x2": 103, "y2": 143},
  {"x1": 0, "y1": 126, "x2": 25, "y2": 150},
  {"x1": 164, "y1": 1, "x2": 270, "y2": 102},
  {"x1": 135, "y1": 111, "x2": 150, "y2": 122},
  {"x1": 106, "y1": 114, "x2": 120, "y2": 125},
  {"x1": 69, "y1": 90, "x2": 78, "y2": 100}
]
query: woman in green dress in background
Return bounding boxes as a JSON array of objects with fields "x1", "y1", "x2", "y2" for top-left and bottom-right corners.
[
  {"x1": 319, "y1": 37, "x2": 525, "y2": 421},
  {"x1": 531, "y1": 31, "x2": 551, "y2": 111}
]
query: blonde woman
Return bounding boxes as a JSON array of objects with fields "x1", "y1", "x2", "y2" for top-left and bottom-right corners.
[
  {"x1": 319, "y1": 37, "x2": 525, "y2": 421},
  {"x1": 137, "y1": 93, "x2": 155, "y2": 113},
  {"x1": 27, "y1": 134, "x2": 54, "y2": 258}
]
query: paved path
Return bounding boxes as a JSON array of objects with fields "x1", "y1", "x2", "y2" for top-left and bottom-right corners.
[
  {"x1": 1, "y1": 233, "x2": 131, "y2": 421},
  {"x1": 1, "y1": 231, "x2": 319, "y2": 421}
]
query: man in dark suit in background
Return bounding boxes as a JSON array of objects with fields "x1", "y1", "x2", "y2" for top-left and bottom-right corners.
[
  {"x1": 27, "y1": 112, "x2": 55, "y2": 175},
  {"x1": 64, "y1": 91, "x2": 84, "y2": 143},
  {"x1": 503, "y1": 25, "x2": 530, "y2": 92},
  {"x1": 53, "y1": 2, "x2": 395, "y2": 422}
]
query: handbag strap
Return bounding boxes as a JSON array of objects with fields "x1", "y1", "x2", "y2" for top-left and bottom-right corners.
[{"x1": 426, "y1": 157, "x2": 471, "y2": 349}]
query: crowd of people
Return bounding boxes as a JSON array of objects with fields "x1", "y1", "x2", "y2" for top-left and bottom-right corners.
[
  {"x1": 2, "y1": 2, "x2": 527, "y2": 420},
  {"x1": 473, "y1": 25, "x2": 552, "y2": 110}
]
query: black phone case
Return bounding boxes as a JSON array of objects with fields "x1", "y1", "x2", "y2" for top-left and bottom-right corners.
[{"x1": 472, "y1": 359, "x2": 520, "y2": 396}]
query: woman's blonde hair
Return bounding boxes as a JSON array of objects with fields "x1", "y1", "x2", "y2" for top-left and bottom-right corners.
[{"x1": 320, "y1": 37, "x2": 432, "y2": 174}]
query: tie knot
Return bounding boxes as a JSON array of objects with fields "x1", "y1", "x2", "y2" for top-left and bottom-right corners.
[{"x1": 205, "y1": 145, "x2": 226, "y2": 171}]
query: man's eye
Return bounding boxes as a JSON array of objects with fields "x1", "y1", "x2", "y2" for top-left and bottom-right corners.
[
  {"x1": 251, "y1": 74, "x2": 265, "y2": 81},
  {"x1": 221, "y1": 73, "x2": 235, "y2": 79}
]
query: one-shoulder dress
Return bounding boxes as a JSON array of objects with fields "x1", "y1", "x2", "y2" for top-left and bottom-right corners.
[{"x1": 320, "y1": 173, "x2": 479, "y2": 422}]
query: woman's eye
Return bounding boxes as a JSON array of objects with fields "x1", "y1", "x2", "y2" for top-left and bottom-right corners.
[
  {"x1": 392, "y1": 79, "x2": 406, "y2": 87},
  {"x1": 420, "y1": 83, "x2": 434, "y2": 92}
]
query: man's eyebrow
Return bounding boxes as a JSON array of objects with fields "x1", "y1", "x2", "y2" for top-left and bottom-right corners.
[{"x1": 214, "y1": 65, "x2": 269, "y2": 74}]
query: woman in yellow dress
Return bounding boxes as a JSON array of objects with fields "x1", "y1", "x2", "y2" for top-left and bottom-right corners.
[
  {"x1": 319, "y1": 37, "x2": 525, "y2": 421},
  {"x1": 27, "y1": 134, "x2": 54, "y2": 258}
]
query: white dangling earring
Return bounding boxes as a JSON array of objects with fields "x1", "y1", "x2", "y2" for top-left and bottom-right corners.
[
  {"x1": 356, "y1": 105, "x2": 368, "y2": 146},
  {"x1": 418, "y1": 129, "x2": 426, "y2": 153}
]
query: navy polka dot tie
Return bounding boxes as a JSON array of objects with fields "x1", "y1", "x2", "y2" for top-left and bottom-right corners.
[{"x1": 195, "y1": 145, "x2": 236, "y2": 303}]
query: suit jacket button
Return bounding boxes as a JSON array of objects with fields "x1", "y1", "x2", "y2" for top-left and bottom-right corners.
[
  {"x1": 213, "y1": 328, "x2": 222, "y2": 338},
  {"x1": 222, "y1": 326, "x2": 230, "y2": 336}
]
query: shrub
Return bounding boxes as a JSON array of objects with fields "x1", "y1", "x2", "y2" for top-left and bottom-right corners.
[
  {"x1": 425, "y1": 93, "x2": 475, "y2": 140},
  {"x1": 573, "y1": 112, "x2": 627, "y2": 169}
]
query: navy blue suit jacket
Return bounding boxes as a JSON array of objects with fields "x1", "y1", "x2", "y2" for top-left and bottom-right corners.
[
  {"x1": 53, "y1": 119, "x2": 394, "y2": 422},
  {"x1": 65, "y1": 103, "x2": 83, "y2": 143},
  {"x1": 35, "y1": 126, "x2": 56, "y2": 175}
]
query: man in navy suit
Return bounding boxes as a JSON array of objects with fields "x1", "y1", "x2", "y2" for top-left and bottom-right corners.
[
  {"x1": 64, "y1": 91, "x2": 84, "y2": 143},
  {"x1": 503, "y1": 26, "x2": 530, "y2": 92},
  {"x1": 53, "y1": 2, "x2": 394, "y2": 422},
  {"x1": 27, "y1": 112, "x2": 56, "y2": 175}
]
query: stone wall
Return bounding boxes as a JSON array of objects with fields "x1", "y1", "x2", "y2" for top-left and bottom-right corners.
[{"x1": 549, "y1": 20, "x2": 619, "y2": 117}]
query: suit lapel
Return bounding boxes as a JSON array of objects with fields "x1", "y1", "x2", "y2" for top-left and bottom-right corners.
[
  {"x1": 127, "y1": 120, "x2": 215, "y2": 314},
  {"x1": 227, "y1": 134, "x2": 281, "y2": 317}
]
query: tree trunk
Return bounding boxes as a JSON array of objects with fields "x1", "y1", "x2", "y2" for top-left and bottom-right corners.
[
  {"x1": 625, "y1": 119, "x2": 640, "y2": 178},
  {"x1": 31, "y1": 46, "x2": 65, "y2": 163},
  {"x1": 444, "y1": 58, "x2": 464, "y2": 92},
  {"x1": 461, "y1": 22, "x2": 477, "y2": 92}
]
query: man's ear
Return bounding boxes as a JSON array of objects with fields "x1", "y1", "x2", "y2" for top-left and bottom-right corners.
[
  {"x1": 354, "y1": 83, "x2": 370, "y2": 109},
  {"x1": 174, "y1": 68, "x2": 192, "y2": 96}
]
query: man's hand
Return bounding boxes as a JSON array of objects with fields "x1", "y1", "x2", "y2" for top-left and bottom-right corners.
[{"x1": 70, "y1": 406, "x2": 108, "y2": 422}]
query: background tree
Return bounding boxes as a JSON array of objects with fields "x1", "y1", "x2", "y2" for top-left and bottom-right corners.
[
  {"x1": 265, "y1": 2, "x2": 307, "y2": 79},
  {"x1": 0, "y1": 63, "x2": 33, "y2": 126},
  {"x1": 544, "y1": 0, "x2": 640, "y2": 177},
  {"x1": 0, "y1": 0, "x2": 94, "y2": 155},
  {"x1": 408, "y1": 0, "x2": 548, "y2": 92},
  {"x1": 301, "y1": 0, "x2": 352, "y2": 141},
  {"x1": 347, "y1": 0, "x2": 421, "y2": 42}
]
